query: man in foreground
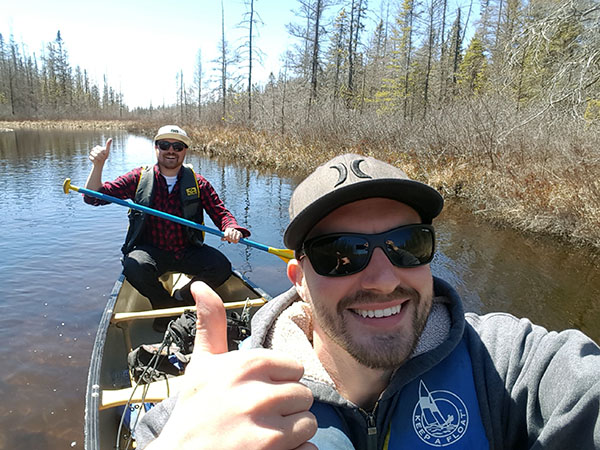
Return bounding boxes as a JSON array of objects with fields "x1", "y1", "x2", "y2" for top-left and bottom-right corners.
[
  {"x1": 138, "y1": 154, "x2": 600, "y2": 449},
  {"x1": 84, "y1": 125, "x2": 249, "y2": 314}
]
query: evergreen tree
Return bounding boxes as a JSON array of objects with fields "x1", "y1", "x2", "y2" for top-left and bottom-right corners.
[
  {"x1": 457, "y1": 35, "x2": 488, "y2": 95},
  {"x1": 376, "y1": 0, "x2": 417, "y2": 117}
]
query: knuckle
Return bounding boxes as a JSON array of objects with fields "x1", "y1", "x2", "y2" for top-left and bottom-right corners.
[{"x1": 255, "y1": 427, "x2": 288, "y2": 450}]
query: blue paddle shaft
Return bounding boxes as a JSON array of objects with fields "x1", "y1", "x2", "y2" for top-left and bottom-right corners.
[{"x1": 74, "y1": 184, "x2": 271, "y2": 253}]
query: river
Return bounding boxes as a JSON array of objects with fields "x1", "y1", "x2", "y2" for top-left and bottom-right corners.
[{"x1": 0, "y1": 127, "x2": 598, "y2": 449}]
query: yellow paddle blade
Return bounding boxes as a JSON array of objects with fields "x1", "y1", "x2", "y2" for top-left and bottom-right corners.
[{"x1": 268, "y1": 247, "x2": 294, "y2": 263}]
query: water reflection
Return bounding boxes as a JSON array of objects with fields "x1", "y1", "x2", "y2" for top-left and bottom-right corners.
[
  {"x1": 0, "y1": 127, "x2": 598, "y2": 449},
  {"x1": 433, "y1": 204, "x2": 600, "y2": 339}
]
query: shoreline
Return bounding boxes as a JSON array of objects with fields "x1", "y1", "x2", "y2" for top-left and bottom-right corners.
[{"x1": 2, "y1": 119, "x2": 598, "y2": 254}]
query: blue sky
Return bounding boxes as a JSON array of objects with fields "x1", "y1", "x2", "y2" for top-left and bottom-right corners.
[
  {"x1": 2, "y1": 0, "x2": 300, "y2": 108},
  {"x1": 3, "y1": 0, "x2": 474, "y2": 109}
]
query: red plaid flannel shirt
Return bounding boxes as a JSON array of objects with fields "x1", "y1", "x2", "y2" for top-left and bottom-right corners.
[{"x1": 84, "y1": 165, "x2": 249, "y2": 258}]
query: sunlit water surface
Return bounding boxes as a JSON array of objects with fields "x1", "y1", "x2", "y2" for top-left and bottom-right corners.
[{"x1": 0, "y1": 128, "x2": 598, "y2": 449}]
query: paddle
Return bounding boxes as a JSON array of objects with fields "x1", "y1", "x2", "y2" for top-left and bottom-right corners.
[{"x1": 62, "y1": 178, "x2": 294, "y2": 263}]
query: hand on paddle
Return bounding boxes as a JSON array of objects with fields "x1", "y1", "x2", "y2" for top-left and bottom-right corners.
[
  {"x1": 222, "y1": 227, "x2": 243, "y2": 243},
  {"x1": 147, "y1": 282, "x2": 318, "y2": 450}
]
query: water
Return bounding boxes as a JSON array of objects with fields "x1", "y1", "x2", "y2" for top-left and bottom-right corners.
[{"x1": 0, "y1": 127, "x2": 598, "y2": 449}]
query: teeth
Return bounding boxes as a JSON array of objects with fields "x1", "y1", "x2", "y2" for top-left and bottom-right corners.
[{"x1": 355, "y1": 304, "x2": 402, "y2": 318}]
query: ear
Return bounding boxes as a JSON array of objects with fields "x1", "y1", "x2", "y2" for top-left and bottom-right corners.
[{"x1": 287, "y1": 259, "x2": 307, "y2": 298}]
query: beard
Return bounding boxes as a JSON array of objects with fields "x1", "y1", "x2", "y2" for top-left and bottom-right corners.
[
  {"x1": 159, "y1": 155, "x2": 182, "y2": 170},
  {"x1": 310, "y1": 285, "x2": 432, "y2": 370}
]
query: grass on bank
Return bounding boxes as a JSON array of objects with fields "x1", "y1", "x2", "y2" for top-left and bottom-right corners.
[
  {"x1": 141, "y1": 117, "x2": 600, "y2": 252},
  {"x1": 2, "y1": 116, "x2": 599, "y2": 251}
]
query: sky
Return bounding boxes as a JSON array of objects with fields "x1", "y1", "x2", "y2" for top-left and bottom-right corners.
[
  {"x1": 3, "y1": 0, "x2": 475, "y2": 110},
  {"x1": 1, "y1": 0, "x2": 306, "y2": 108}
]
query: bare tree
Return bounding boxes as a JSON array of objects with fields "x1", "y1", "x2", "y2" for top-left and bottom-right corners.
[
  {"x1": 287, "y1": 0, "x2": 333, "y2": 121},
  {"x1": 309, "y1": 0, "x2": 324, "y2": 112},
  {"x1": 449, "y1": 8, "x2": 463, "y2": 92},
  {"x1": 238, "y1": 0, "x2": 264, "y2": 122},
  {"x1": 327, "y1": 8, "x2": 349, "y2": 118},
  {"x1": 438, "y1": 0, "x2": 448, "y2": 102},
  {"x1": 220, "y1": 0, "x2": 227, "y2": 119},
  {"x1": 422, "y1": 0, "x2": 438, "y2": 118},
  {"x1": 214, "y1": 0, "x2": 237, "y2": 120},
  {"x1": 347, "y1": 0, "x2": 367, "y2": 100},
  {"x1": 195, "y1": 51, "x2": 203, "y2": 120},
  {"x1": 402, "y1": 0, "x2": 416, "y2": 118}
]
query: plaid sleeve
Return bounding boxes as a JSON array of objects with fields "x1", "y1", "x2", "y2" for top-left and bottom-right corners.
[
  {"x1": 83, "y1": 167, "x2": 143, "y2": 205},
  {"x1": 197, "y1": 175, "x2": 250, "y2": 237}
]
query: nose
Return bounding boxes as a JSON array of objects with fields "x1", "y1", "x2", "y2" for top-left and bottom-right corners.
[{"x1": 358, "y1": 247, "x2": 401, "y2": 294}]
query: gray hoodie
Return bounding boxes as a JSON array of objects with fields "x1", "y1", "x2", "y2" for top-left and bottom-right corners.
[{"x1": 136, "y1": 277, "x2": 600, "y2": 449}]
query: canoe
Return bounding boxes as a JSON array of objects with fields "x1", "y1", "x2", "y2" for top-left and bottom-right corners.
[{"x1": 84, "y1": 270, "x2": 271, "y2": 450}]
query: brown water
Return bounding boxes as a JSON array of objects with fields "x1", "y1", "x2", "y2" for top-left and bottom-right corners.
[{"x1": 0, "y1": 128, "x2": 598, "y2": 449}]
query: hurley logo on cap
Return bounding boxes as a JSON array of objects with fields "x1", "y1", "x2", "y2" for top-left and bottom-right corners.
[{"x1": 330, "y1": 159, "x2": 373, "y2": 187}]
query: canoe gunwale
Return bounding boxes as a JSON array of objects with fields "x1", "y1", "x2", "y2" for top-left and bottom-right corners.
[{"x1": 85, "y1": 273, "x2": 125, "y2": 450}]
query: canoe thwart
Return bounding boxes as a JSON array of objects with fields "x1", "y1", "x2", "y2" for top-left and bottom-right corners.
[
  {"x1": 100, "y1": 376, "x2": 186, "y2": 410},
  {"x1": 111, "y1": 298, "x2": 267, "y2": 323}
]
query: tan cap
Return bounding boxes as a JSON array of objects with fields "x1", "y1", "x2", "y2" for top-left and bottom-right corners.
[
  {"x1": 153, "y1": 125, "x2": 191, "y2": 147},
  {"x1": 284, "y1": 153, "x2": 444, "y2": 250}
]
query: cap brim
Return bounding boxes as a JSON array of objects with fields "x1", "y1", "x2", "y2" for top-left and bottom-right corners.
[{"x1": 283, "y1": 178, "x2": 443, "y2": 250}]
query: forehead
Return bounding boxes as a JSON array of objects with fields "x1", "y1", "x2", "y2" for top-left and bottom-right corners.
[{"x1": 309, "y1": 198, "x2": 422, "y2": 237}]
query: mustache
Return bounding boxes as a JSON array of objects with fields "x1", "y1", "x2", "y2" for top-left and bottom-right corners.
[{"x1": 337, "y1": 285, "x2": 420, "y2": 314}]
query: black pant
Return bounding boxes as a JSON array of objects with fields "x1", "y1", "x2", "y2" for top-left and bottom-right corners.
[{"x1": 121, "y1": 244, "x2": 232, "y2": 309}]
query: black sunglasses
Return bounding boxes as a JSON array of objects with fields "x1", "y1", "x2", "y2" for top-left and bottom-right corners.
[
  {"x1": 156, "y1": 140, "x2": 188, "y2": 152},
  {"x1": 300, "y1": 224, "x2": 435, "y2": 277}
]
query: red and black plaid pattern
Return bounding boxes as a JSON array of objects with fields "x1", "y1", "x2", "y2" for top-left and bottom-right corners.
[{"x1": 84, "y1": 165, "x2": 248, "y2": 258}]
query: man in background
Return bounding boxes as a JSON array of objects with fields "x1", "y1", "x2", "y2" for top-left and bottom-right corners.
[{"x1": 84, "y1": 125, "x2": 248, "y2": 326}]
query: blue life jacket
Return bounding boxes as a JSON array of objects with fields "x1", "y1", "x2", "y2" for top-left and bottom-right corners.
[{"x1": 309, "y1": 338, "x2": 489, "y2": 449}]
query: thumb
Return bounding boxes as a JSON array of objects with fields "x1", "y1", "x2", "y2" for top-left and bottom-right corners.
[
  {"x1": 105, "y1": 138, "x2": 112, "y2": 154},
  {"x1": 191, "y1": 281, "x2": 228, "y2": 355}
]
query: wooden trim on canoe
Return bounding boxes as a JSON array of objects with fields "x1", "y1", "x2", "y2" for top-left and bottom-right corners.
[
  {"x1": 100, "y1": 376, "x2": 186, "y2": 410},
  {"x1": 111, "y1": 298, "x2": 267, "y2": 323}
]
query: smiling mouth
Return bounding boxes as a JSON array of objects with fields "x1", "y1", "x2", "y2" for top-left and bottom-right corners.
[{"x1": 351, "y1": 303, "x2": 403, "y2": 318}]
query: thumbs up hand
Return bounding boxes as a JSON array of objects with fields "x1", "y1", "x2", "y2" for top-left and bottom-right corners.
[
  {"x1": 147, "y1": 282, "x2": 318, "y2": 450},
  {"x1": 89, "y1": 138, "x2": 112, "y2": 167}
]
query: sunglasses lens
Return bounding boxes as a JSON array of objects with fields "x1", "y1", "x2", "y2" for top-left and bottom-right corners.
[
  {"x1": 384, "y1": 226, "x2": 434, "y2": 267},
  {"x1": 157, "y1": 140, "x2": 170, "y2": 150},
  {"x1": 306, "y1": 235, "x2": 370, "y2": 276},
  {"x1": 172, "y1": 142, "x2": 185, "y2": 151}
]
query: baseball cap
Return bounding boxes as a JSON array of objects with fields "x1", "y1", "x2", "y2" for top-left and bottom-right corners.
[
  {"x1": 284, "y1": 153, "x2": 444, "y2": 250},
  {"x1": 153, "y1": 125, "x2": 192, "y2": 147}
]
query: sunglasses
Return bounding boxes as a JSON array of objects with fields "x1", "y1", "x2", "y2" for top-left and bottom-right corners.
[
  {"x1": 300, "y1": 224, "x2": 435, "y2": 277},
  {"x1": 156, "y1": 140, "x2": 188, "y2": 152}
]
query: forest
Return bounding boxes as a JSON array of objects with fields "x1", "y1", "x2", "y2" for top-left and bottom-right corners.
[{"x1": 1, "y1": 0, "x2": 599, "y2": 250}]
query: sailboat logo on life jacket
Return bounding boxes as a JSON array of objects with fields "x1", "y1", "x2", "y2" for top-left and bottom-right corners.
[{"x1": 412, "y1": 380, "x2": 469, "y2": 447}]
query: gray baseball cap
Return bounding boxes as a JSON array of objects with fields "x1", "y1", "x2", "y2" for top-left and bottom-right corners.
[{"x1": 284, "y1": 153, "x2": 444, "y2": 250}]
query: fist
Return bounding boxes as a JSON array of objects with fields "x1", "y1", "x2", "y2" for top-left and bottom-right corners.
[{"x1": 222, "y1": 227, "x2": 243, "y2": 243}]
